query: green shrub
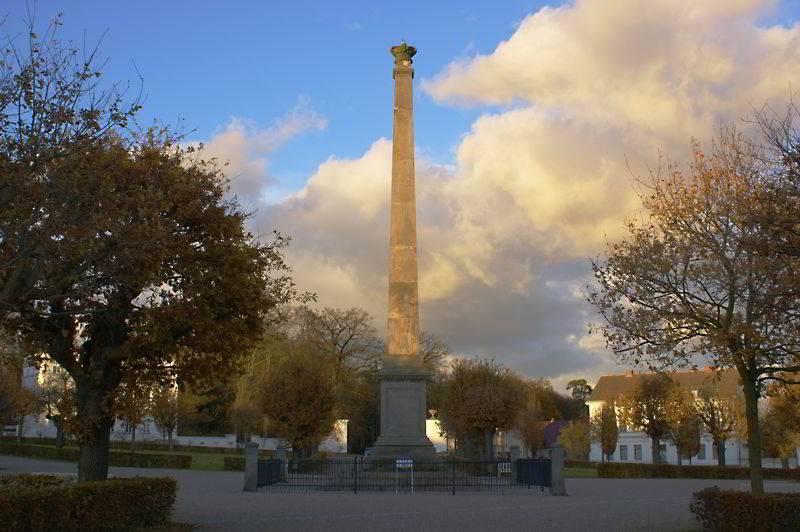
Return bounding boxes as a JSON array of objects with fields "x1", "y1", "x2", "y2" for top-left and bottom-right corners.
[
  {"x1": 0, "y1": 435, "x2": 248, "y2": 455},
  {"x1": 565, "y1": 460, "x2": 596, "y2": 468},
  {"x1": 597, "y1": 462, "x2": 800, "y2": 480},
  {"x1": 223, "y1": 456, "x2": 245, "y2": 471},
  {"x1": 0, "y1": 442, "x2": 192, "y2": 469},
  {"x1": 0, "y1": 473, "x2": 68, "y2": 490},
  {"x1": 0, "y1": 475, "x2": 177, "y2": 531},
  {"x1": 690, "y1": 487, "x2": 800, "y2": 531}
]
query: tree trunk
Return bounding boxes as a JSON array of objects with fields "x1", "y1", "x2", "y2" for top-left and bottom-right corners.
[
  {"x1": 75, "y1": 381, "x2": 115, "y2": 482},
  {"x1": 78, "y1": 420, "x2": 112, "y2": 481},
  {"x1": 168, "y1": 431, "x2": 174, "y2": 452},
  {"x1": 55, "y1": 424, "x2": 65, "y2": 449},
  {"x1": 130, "y1": 426, "x2": 136, "y2": 450},
  {"x1": 742, "y1": 377, "x2": 764, "y2": 494},
  {"x1": 782, "y1": 457, "x2": 789, "y2": 469},
  {"x1": 676, "y1": 446, "x2": 683, "y2": 466},
  {"x1": 716, "y1": 439, "x2": 726, "y2": 467},
  {"x1": 651, "y1": 436, "x2": 661, "y2": 465},
  {"x1": 16, "y1": 416, "x2": 24, "y2": 441}
]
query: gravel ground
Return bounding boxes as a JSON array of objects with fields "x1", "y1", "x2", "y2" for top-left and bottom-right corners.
[{"x1": 2, "y1": 455, "x2": 798, "y2": 531}]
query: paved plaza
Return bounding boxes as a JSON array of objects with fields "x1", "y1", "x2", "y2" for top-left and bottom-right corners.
[{"x1": 2, "y1": 455, "x2": 798, "y2": 531}]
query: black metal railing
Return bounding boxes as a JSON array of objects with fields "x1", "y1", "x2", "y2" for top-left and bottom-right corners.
[
  {"x1": 257, "y1": 458, "x2": 283, "y2": 488},
  {"x1": 255, "y1": 457, "x2": 551, "y2": 493}
]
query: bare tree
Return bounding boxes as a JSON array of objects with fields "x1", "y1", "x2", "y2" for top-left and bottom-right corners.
[
  {"x1": 293, "y1": 307, "x2": 383, "y2": 379},
  {"x1": 419, "y1": 331, "x2": 450, "y2": 372}
]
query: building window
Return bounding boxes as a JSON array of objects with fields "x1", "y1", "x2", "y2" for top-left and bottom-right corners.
[
  {"x1": 634, "y1": 444, "x2": 642, "y2": 460},
  {"x1": 620, "y1": 445, "x2": 628, "y2": 461},
  {"x1": 697, "y1": 443, "x2": 706, "y2": 460}
]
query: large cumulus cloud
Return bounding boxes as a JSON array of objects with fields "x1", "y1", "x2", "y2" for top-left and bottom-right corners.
[{"x1": 210, "y1": 0, "x2": 800, "y2": 390}]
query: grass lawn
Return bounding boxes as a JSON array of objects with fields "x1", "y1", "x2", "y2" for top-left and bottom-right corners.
[{"x1": 564, "y1": 467, "x2": 598, "y2": 478}]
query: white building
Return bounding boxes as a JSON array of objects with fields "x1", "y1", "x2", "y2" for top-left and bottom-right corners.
[
  {"x1": 587, "y1": 368, "x2": 800, "y2": 467},
  {"x1": 5, "y1": 364, "x2": 347, "y2": 453}
]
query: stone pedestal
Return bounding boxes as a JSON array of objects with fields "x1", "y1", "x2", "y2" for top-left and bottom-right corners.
[
  {"x1": 243, "y1": 442, "x2": 259, "y2": 492},
  {"x1": 550, "y1": 444, "x2": 566, "y2": 496},
  {"x1": 373, "y1": 367, "x2": 434, "y2": 457}
]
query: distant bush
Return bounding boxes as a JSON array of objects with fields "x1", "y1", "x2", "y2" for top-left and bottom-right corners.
[
  {"x1": 565, "y1": 460, "x2": 596, "y2": 469},
  {"x1": 224, "y1": 456, "x2": 245, "y2": 471},
  {"x1": 0, "y1": 475, "x2": 176, "y2": 531},
  {"x1": 0, "y1": 473, "x2": 68, "y2": 490},
  {"x1": 0, "y1": 442, "x2": 192, "y2": 469},
  {"x1": 0, "y1": 435, "x2": 247, "y2": 455},
  {"x1": 690, "y1": 487, "x2": 800, "y2": 531},
  {"x1": 597, "y1": 462, "x2": 800, "y2": 480},
  {"x1": 223, "y1": 449, "x2": 275, "y2": 471}
]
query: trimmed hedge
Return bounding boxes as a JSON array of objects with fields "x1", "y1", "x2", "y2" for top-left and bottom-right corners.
[
  {"x1": 1, "y1": 435, "x2": 246, "y2": 455},
  {"x1": 690, "y1": 487, "x2": 800, "y2": 531},
  {"x1": 223, "y1": 455, "x2": 245, "y2": 471},
  {"x1": 0, "y1": 474, "x2": 176, "y2": 531},
  {"x1": 0, "y1": 442, "x2": 192, "y2": 469},
  {"x1": 565, "y1": 460, "x2": 596, "y2": 469},
  {"x1": 223, "y1": 450, "x2": 275, "y2": 471},
  {"x1": 0, "y1": 473, "x2": 68, "y2": 490},
  {"x1": 597, "y1": 462, "x2": 800, "y2": 480}
]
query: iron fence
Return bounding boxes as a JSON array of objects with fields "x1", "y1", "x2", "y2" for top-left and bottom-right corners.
[{"x1": 256, "y1": 457, "x2": 551, "y2": 493}]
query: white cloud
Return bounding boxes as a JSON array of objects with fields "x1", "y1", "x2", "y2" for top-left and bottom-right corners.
[
  {"x1": 191, "y1": 97, "x2": 327, "y2": 202},
  {"x1": 251, "y1": 0, "x2": 800, "y2": 391}
]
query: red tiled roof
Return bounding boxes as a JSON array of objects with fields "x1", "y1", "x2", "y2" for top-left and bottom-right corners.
[{"x1": 588, "y1": 368, "x2": 739, "y2": 402}]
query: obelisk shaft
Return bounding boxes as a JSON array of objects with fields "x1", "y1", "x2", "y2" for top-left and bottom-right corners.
[
  {"x1": 374, "y1": 43, "x2": 433, "y2": 457},
  {"x1": 387, "y1": 44, "x2": 420, "y2": 367}
]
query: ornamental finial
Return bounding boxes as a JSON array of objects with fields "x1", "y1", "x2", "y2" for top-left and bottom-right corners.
[{"x1": 390, "y1": 42, "x2": 417, "y2": 66}]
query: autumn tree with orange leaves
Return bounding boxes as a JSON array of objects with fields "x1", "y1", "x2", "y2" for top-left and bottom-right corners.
[
  {"x1": 589, "y1": 127, "x2": 800, "y2": 493},
  {"x1": 0, "y1": 22, "x2": 299, "y2": 480}
]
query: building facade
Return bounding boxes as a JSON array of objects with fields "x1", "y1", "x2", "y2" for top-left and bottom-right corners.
[
  {"x1": 587, "y1": 369, "x2": 800, "y2": 467},
  {"x1": 4, "y1": 364, "x2": 347, "y2": 453}
]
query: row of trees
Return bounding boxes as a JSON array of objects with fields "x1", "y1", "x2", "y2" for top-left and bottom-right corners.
[
  {"x1": 434, "y1": 358, "x2": 587, "y2": 460},
  {"x1": 0, "y1": 357, "x2": 194, "y2": 452},
  {"x1": 222, "y1": 305, "x2": 450, "y2": 456},
  {"x1": 590, "y1": 373, "x2": 800, "y2": 468},
  {"x1": 199, "y1": 308, "x2": 588, "y2": 460}
]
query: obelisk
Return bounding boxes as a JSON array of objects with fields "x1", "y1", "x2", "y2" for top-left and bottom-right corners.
[{"x1": 373, "y1": 42, "x2": 434, "y2": 457}]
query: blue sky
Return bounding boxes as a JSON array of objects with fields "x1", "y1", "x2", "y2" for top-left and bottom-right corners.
[
  {"x1": 5, "y1": 1, "x2": 800, "y2": 385},
  {"x1": 4, "y1": 1, "x2": 799, "y2": 190},
  {"x1": 4, "y1": 1, "x2": 551, "y2": 186}
]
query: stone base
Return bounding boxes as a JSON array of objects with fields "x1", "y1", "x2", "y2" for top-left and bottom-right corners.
[{"x1": 372, "y1": 366, "x2": 435, "y2": 458}]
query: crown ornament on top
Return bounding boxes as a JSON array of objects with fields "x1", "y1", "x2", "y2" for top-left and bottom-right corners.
[{"x1": 390, "y1": 42, "x2": 416, "y2": 66}]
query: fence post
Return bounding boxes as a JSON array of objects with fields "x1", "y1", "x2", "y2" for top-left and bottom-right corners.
[
  {"x1": 276, "y1": 443, "x2": 287, "y2": 481},
  {"x1": 353, "y1": 457, "x2": 358, "y2": 494},
  {"x1": 243, "y1": 442, "x2": 259, "y2": 492},
  {"x1": 451, "y1": 455, "x2": 456, "y2": 495},
  {"x1": 549, "y1": 444, "x2": 566, "y2": 496}
]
